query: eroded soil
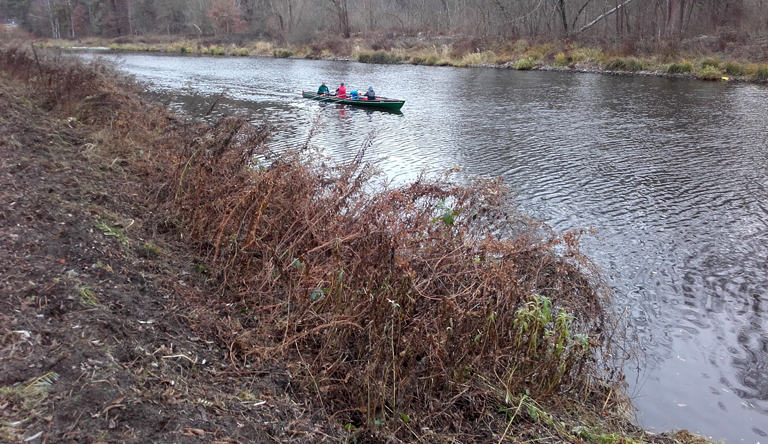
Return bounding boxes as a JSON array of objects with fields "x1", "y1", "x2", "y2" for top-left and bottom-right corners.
[{"x1": 0, "y1": 75, "x2": 340, "y2": 444}]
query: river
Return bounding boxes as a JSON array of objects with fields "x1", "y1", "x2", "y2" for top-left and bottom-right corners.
[{"x1": 78, "y1": 51, "x2": 768, "y2": 443}]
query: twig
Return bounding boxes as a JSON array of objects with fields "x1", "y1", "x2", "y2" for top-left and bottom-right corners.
[{"x1": 162, "y1": 354, "x2": 197, "y2": 364}]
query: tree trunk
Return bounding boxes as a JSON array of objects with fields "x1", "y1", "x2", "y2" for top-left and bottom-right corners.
[
  {"x1": 666, "y1": 0, "x2": 685, "y2": 40},
  {"x1": 557, "y1": 0, "x2": 568, "y2": 36}
]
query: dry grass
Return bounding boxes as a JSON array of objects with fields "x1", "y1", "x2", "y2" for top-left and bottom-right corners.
[{"x1": 153, "y1": 108, "x2": 620, "y2": 436}]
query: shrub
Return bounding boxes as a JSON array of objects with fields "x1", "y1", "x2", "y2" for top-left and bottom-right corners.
[
  {"x1": 273, "y1": 49, "x2": 293, "y2": 58},
  {"x1": 666, "y1": 61, "x2": 694, "y2": 74},
  {"x1": 209, "y1": 46, "x2": 226, "y2": 55},
  {"x1": 230, "y1": 47, "x2": 250, "y2": 56},
  {"x1": 166, "y1": 41, "x2": 196, "y2": 54},
  {"x1": 700, "y1": 57, "x2": 720, "y2": 69},
  {"x1": 457, "y1": 52, "x2": 489, "y2": 67},
  {"x1": 250, "y1": 41, "x2": 273, "y2": 54},
  {"x1": 424, "y1": 55, "x2": 440, "y2": 66},
  {"x1": 110, "y1": 43, "x2": 144, "y2": 51},
  {"x1": 571, "y1": 47, "x2": 602, "y2": 63},
  {"x1": 554, "y1": 52, "x2": 569, "y2": 67},
  {"x1": 512, "y1": 39, "x2": 529, "y2": 54},
  {"x1": 410, "y1": 56, "x2": 424, "y2": 65},
  {"x1": 754, "y1": 65, "x2": 768, "y2": 81},
  {"x1": 723, "y1": 61, "x2": 746, "y2": 76},
  {"x1": 163, "y1": 116, "x2": 613, "y2": 431},
  {"x1": 526, "y1": 43, "x2": 553, "y2": 60},
  {"x1": 513, "y1": 57, "x2": 537, "y2": 70},
  {"x1": 697, "y1": 66, "x2": 723, "y2": 80},
  {"x1": 604, "y1": 57, "x2": 643, "y2": 72},
  {"x1": 358, "y1": 51, "x2": 402, "y2": 64}
]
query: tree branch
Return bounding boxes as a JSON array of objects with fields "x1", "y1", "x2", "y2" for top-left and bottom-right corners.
[{"x1": 578, "y1": 0, "x2": 636, "y2": 33}]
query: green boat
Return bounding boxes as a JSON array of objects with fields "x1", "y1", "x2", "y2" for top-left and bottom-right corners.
[{"x1": 302, "y1": 91, "x2": 405, "y2": 111}]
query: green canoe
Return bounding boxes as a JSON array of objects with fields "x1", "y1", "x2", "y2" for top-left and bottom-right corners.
[{"x1": 302, "y1": 91, "x2": 405, "y2": 111}]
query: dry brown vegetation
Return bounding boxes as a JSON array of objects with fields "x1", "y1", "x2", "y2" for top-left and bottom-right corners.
[
  {"x1": 0, "y1": 44, "x2": 708, "y2": 443},
  {"x1": 162, "y1": 112, "x2": 614, "y2": 431}
]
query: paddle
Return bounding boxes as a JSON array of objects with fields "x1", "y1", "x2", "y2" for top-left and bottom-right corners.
[{"x1": 309, "y1": 92, "x2": 343, "y2": 103}]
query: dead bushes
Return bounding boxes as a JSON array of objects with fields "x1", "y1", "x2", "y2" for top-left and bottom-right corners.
[
  {"x1": 0, "y1": 45, "x2": 137, "y2": 122},
  {"x1": 163, "y1": 116, "x2": 615, "y2": 434}
]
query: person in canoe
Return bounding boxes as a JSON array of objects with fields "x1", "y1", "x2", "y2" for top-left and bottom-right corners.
[
  {"x1": 335, "y1": 82, "x2": 347, "y2": 98},
  {"x1": 363, "y1": 86, "x2": 378, "y2": 100},
  {"x1": 317, "y1": 81, "x2": 329, "y2": 95}
]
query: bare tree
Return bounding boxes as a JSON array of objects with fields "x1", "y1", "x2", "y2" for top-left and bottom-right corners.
[{"x1": 328, "y1": 0, "x2": 350, "y2": 37}]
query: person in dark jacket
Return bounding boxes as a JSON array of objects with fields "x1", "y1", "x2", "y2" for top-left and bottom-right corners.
[
  {"x1": 364, "y1": 86, "x2": 377, "y2": 100},
  {"x1": 317, "y1": 81, "x2": 329, "y2": 95}
]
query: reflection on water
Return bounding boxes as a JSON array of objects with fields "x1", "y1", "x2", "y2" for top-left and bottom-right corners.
[{"x1": 78, "y1": 51, "x2": 768, "y2": 443}]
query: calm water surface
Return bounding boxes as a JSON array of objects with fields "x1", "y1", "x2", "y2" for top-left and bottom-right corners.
[{"x1": 81, "y1": 51, "x2": 768, "y2": 442}]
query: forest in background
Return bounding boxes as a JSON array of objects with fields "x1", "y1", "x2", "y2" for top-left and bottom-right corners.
[{"x1": 1, "y1": 0, "x2": 766, "y2": 50}]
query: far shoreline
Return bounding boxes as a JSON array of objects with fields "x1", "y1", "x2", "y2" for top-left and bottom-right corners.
[{"x1": 42, "y1": 34, "x2": 768, "y2": 86}]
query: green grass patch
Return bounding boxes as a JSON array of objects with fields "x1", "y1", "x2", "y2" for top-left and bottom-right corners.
[
  {"x1": 230, "y1": 47, "x2": 250, "y2": 56},
  {"x1": 108, "y1": 43, "x2": 145, "y2": 52},
  {"x1": 78, "y1": 286, "x2": 100, "y2": 306},
  {"x1": 273, "y1": 49, "x2": 293, "y2": 58},
  {"x1": 1, "y1": 372, "x2": 59, "y2": 410},
  {"x1": 723, "y1": 61, "x2": 747, "y2": 76},
  {"x1": 666, "y1": 61, "x2": 694, "y2": 74},
  {"x1": 700, "y1": 57, "x2": 720, "y2": 69},
  {"x1": 456, "y1": 51, "x2": 493, "y2": 67},
  {"x1": 571, "y1": 47, "x2": 603, "y2": 63},
  {"x1": 208, "y1": 46, "x2": 226, "y2": 55},
  {"x1": 697, "y1": 66, "x2": 723, "y2": 81},
  {"x1": 754, "y1": 64, "x2": 768, "y2": 81},
  {"x1": 513, "y1": 56, "x2": 537, "y2": 70},
  {"x1": 143, "y1": 242, "x2": 162, "y2": 258},
  {"x1": 554, "y1": 52, "x2": 569, "y2": 67},
  {"x1": 95, "y1": 220, "x2": 127, "y2": 246},
  {"x1": 166, "y1": 42, "x2": 196, "y2": 54}
]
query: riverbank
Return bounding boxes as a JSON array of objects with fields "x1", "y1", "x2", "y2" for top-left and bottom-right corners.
[
  {"x1": 0, "y1": 43, "x2": 714, "y2": 444},
  {"x1": 34, "y1": 31, "x2": 768, "y2": 84}
]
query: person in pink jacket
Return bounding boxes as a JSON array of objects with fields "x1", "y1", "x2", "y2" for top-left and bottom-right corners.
[{"x1": 335, "y1": 82, "x2": 347, "y2": 98}]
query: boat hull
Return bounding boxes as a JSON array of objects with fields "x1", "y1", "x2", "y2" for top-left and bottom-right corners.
[{"x1": 302, "y1": 91, "x2": 405, "y2": 111}]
